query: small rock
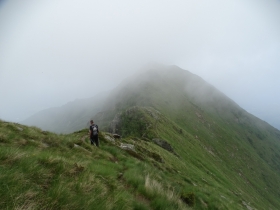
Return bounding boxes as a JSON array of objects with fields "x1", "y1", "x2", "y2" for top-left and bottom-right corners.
[
  {"x1": 17, "y1": 127, "x2": 23, "y2": 131},
  {"x1": 120, "y1": 143, "x2": 134, "y2": 151},
  {"x1": 105, "y1": 135, "x2": 115, "y2": 142}
]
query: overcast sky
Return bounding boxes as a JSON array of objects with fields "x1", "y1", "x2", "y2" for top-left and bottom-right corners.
[{"x1": 0, "y1": 0, "x2": 280, "y2": 129}]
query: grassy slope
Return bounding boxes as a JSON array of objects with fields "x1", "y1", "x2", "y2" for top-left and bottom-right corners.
[
  {"x1": 4, "y1": 66, "x2": 280, "y2": 209},
  {"x1": 0, "y1": 120, "x2": 194, "y2": 210},
  {"x1": 1, "y1": 101, "x2": 280, "y2": 210},
  {"x1": 111, "y1": 105, "x2": 280, "y2": 210},
  {"x1": 2, "y1": 104, "x2": 280, "y2": 210},
  {"x1": 91, "y1": 66, "x2": 280, "y2": 209}
]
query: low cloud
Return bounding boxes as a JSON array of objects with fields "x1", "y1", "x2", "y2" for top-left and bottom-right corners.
[{"x1": 0, "y1": 0, "x2": 279, "y2": 129}]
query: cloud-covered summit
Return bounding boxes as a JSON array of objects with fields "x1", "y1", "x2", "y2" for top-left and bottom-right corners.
[{"x1": 0, "y1": 0, "x2": 280, "y2": 129}]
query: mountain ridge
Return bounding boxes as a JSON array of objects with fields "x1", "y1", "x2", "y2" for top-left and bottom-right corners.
[
  {"x1": 22, "y1": 65, "x2": 279, "y2": 134},
  {"x1": 2, "y1": 102, "x2": 280, "y2": 209},
  {"x1": 2, "y1": 65, "x2": 280, "y2": 209}
]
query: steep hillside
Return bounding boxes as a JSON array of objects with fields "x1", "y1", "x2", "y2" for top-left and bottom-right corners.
[
  {"x1": 112, "y1": 106, "x2": 280, "y2": 208},
  {"x1": 15, "y1": 65, "x2": 280, "y2": 209},
  {"x1": 1, "y1": 109, "x2": 280, "y2": 209},
  {"x1": 92, "y1": 66, "x2": 280, "y2": 209},
  {"x1": 0, "y1": 120, "x2": 192, "y2": 210}
]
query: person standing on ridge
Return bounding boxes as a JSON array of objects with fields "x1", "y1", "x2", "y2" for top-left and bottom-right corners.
[{"x1": 89, "y1": 120, "x2": 99, "y2": 147}]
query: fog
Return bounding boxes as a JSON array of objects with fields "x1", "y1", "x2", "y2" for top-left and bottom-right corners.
[{"x1": 0, "y1": 0, "x2": 280, "y2": 129}]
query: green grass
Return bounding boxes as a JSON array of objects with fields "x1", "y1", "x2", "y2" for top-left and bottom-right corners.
[
  {"x1": 1, "y1": 99, "x2": 280, "y2": 210},
  {"x1": 8, "y1": 66, "x2": 280, "y2": 209},
  {"x1": 102, "y1": 104, "x2": 280, "y2": 210},
  {"x1": 0, "y1": 120, "x2": 192, "y2": 210}
]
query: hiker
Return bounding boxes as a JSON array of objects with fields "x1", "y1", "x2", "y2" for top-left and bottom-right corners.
[{"x1": 89, "y1": 120, "x2": 99, "y2": 147}]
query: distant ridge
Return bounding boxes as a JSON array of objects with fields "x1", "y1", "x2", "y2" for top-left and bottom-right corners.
[{"x1": 22, "y1": 91, "x2": 109, "y2": 133}]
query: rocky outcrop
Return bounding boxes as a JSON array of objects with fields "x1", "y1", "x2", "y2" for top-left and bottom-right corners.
[
  {"x1": 152, "y1": 138, "x2": 174, "y2": 152},
  {"x1": 108, "y1": 106, "x2": 146, "y2": 137},
  {"x1": 108, "y1": 106, "x2": 163, "y2": 138},
  {"x1": 152, "y1": 138, "x2": 178, "y2": 156}
]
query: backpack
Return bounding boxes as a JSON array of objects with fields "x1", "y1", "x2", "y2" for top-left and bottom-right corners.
[{"x1": 92, "y1": 125, "x2": 98, "y2": 136}]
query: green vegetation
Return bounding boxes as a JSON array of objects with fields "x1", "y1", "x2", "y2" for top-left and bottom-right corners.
[
  {"x1": 114, "y1": 105, "x2": 280, "y2": 210},
  {"x1": 4, "y1": 66, "x2": 280, "y2": 209},
  {"x1": 1, "y1": 101, "x2": 280, "y2": 209},
  {"x1": 0, "y1": 120, "x2": 191, "y2": 210},
  {"x1": 119, "y1": 108, "x2": 147, "y2": 137}
]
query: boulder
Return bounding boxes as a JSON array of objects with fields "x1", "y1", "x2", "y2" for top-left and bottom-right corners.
[
  {"x1": 104, "y1": 135, "x2": 115, "y2": 143},
  {"x1": 152, "y1": 138, "x2": 174, "y2": 153},
  {"x1": 120, "y1": 143, "x2": 135, "y2": 151}
]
